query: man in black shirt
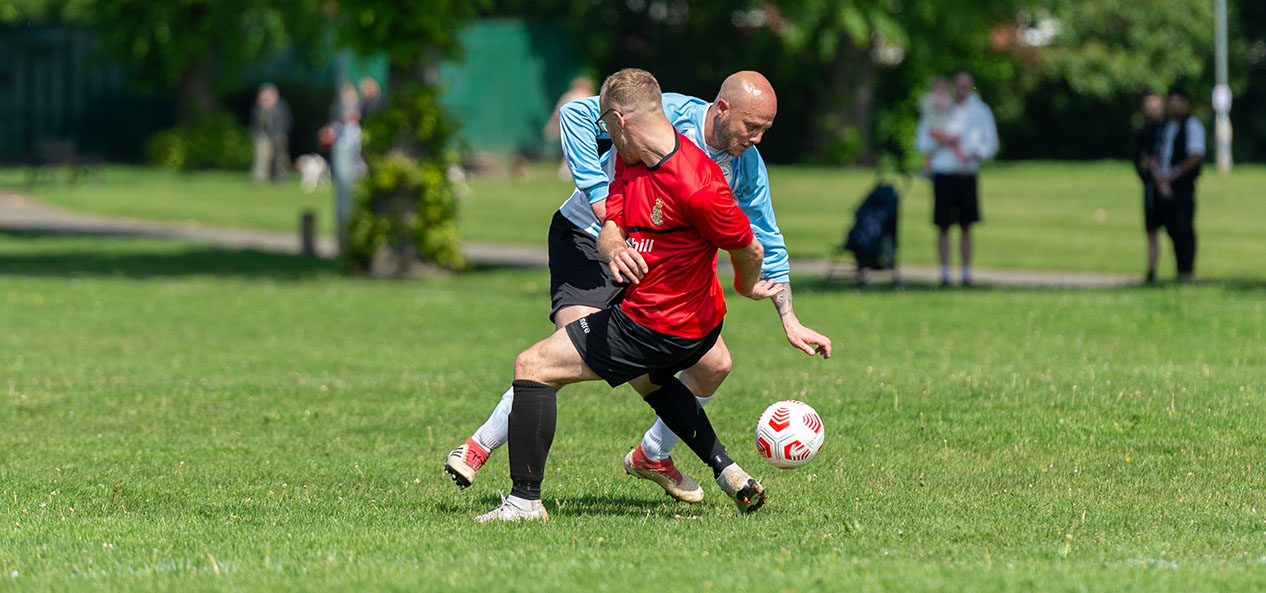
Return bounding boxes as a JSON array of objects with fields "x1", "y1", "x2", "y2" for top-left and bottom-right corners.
[
  {"x1": 1151, "y1": 89, "x2": 1205, "y2": 283},
  {"x1": 1134, "y1": 92, "x2": 1165, "y2": 283}
]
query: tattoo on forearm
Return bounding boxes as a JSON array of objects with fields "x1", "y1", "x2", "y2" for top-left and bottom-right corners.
[{"x1": 773, "y1": 287, "x2": 792, "y2": 317}]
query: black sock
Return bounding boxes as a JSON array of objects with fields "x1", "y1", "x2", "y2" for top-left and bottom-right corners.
[
  {"x1": 643, "y1": 377, "x2": 733, "y2": 478},
  {"x1": 507, "y1": 379, "x2": 557, "y2": 501}
]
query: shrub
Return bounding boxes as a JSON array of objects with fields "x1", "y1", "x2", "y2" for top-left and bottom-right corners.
[
  {"x1": 342, "y1": 81, "x2": 466, "y2": 274},
  {"x1": 146, "y1": 111, "x2": 252, "y2": 170}
]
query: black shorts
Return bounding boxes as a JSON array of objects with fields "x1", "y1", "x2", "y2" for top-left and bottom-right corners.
[
  {"x1": 565, "y1": 306, "x2": 722, "y2": 387},
  {"x1": 932, "y1": 174, "x2": 980, "y2": 229},
  {"x1": 548, "y1": 211, "x2": 625, "y2": 322}
]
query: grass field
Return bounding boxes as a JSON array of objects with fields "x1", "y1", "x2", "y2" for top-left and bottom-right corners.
[
  {"x1": 462, "y1": 161, "x2": 1266, "y2": 279},
  {"x1": 0, "y1": 167, "x2": 335, "y2": 236},
  {"x1": 6, "y1": 162, "x2": 1266, "y2": 278},
  {"x1": 3, "y1": 232, "x2": 1265, "y2": 592}
]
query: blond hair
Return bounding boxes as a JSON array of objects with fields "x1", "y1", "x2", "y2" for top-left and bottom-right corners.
[{"x1": 599, "y1": 68, "x2": 661, "y2": 115}]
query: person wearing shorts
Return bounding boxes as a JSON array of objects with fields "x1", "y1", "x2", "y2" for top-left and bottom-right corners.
[
  {"x1": 916, "y1": 68, "x2": 998, "y2": 286},
  {"x1": 474, "y1": 69, "x2": 781, "y2": 523},
  {"x1": 446, "y1": 71, "x2": 831, "y2": 505}
]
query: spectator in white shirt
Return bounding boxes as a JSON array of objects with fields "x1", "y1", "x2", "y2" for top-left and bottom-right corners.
[
  {"x1": 1151, "y1": 89, "x2": 1204, "y2": 283},
  {"x1": 915, "y1": 68, "x2": 999, "y2": 287}
]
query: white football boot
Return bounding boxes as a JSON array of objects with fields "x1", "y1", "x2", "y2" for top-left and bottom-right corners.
[
  {"x1": 715, "y1": 464, "x2": 767, "y2": 515},
  {"x1": 475, "y1": 494, "x2": 549, "y2": 524},
  {"x1": 623, "y1": 443, "x2": 704, "y2": 503}
]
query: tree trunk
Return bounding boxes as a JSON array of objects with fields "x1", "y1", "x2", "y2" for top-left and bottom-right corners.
[
  {"x1": 177, "y1": 52, "x2": 218, "y2": 125},
  {"x1": 365, "y1": 48, "x2": 444, "y2": 277},
  {"x1": 385, "y1": 48, "x2": 440, "y2": 158},
  {"x1": 814, "y1": 32, "x2": 876, "y2": 165}
]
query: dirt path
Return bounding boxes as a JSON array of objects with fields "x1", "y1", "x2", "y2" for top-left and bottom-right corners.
[{"x1": 0, "y1": 192, "x2": 1139, "y2": 287}]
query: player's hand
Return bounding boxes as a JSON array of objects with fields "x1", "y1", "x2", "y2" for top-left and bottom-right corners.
[
  {"x1": 784, "y1": 321, "x2": 832, "y2": 359},
  {"x1": 742, "y1": 278, "x2": 783, "y2": 301},
  {"x1": 608, "y1": 247, "x2": 648, "y2": 284}
]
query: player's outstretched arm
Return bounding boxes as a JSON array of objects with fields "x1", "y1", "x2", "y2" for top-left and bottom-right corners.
[
  {"x1": 598, "y1": 221, "x2": 647, "y2": 284},
  {"x1": 770, "y1": 285, "x2": 832, "y2": 359},
  {"x1": 728, "y1": 240, "x2": 777, "y2": 300}
]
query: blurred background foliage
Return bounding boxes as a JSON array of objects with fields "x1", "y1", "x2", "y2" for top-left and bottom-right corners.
[
  {"x1": 487, "y1": 0, "x2": 1264, "y2": 168},
  {"x1": 332, "y1": 0, "x2": 484, "y2": 273},
  {"x1": 2, "y1": 0, "x2": 1263, "y2": 167}
]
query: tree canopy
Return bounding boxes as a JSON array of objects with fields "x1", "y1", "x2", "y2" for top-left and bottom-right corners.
[
  {"x1": 9, "y1": 0, "x2": 1266, "y2": 162},
  {"x1": 79, "y1": 0, "x2": 327, "y2": 123}
]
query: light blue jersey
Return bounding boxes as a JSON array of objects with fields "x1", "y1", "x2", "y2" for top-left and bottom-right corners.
[{"x1": 556, "y1": 92, "x2": 790, "y2": 284}]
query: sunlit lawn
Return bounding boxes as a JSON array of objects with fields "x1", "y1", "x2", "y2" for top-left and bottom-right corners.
[
  {"x1": 2, "y1": 233, "x2": 1265, "y2": 592},
  {"x1": 4, "y1": 161, "x2": 1265, "y2": 277}
]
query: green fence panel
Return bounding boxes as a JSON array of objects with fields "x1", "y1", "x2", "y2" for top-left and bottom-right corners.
[{"x1": 440, "y1": 19, "x2": 580, "y2": 157}]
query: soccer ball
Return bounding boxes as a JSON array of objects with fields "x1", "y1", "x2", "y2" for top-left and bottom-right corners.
[{"x1": 754, "y1": 400, "x2": 825, "y2": 469}]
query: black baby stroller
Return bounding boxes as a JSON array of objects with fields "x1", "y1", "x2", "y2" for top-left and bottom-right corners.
[{"x1": 826, "y1": 180, "x2": 902, "y2": 287}]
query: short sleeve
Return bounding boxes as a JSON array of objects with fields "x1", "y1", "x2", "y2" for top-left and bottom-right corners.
[
  {"x1": 686, "y1": 180, "x2": 753, "y2": 251},
  {"x1": 604, "y1": 162, "x2": 626, "y2": 228},
  {"x1": 1186, "y1": 118, "x2": 1206, "y2": 156},
  {"x1": 559, "y1": 96, "x2": 612, "y2": 203}
]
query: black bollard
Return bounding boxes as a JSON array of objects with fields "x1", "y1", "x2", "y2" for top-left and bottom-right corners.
[{"x1": 300, "y1": 210, "x2": 316, "y2": 257}]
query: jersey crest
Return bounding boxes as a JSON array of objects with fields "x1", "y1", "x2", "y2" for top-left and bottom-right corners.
[
  {"x1": 718, "y1": 161, "x2": 734, "y2": 186},
  {"x1": 650, "y1": 197, "x2": 665, "y2": 226}
]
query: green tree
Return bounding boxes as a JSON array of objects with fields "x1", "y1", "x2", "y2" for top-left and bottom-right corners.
[
  {"x1": 773, "y1": 0, "x2": 1027, "y2": 165},
  {"x1": 1230, "y1": 0, "x2": 1266, "y2": 161},
  {"x1": 513, "y1": 0, "x2": 1029, "y2": 165},
  {"x1": 333, "y1": 0, "x2": 486, "y2": 275},
  {"x1": 993, "y1": 0, "x2": 1215, "y2": 160},
  {"x1": 0, "y1": 0, "x2": 91, "y2": 23},
  {"x1": 81, "y1": 0, "x2": 327, "y2": 125},
  {"x1": 1042, "y1": 0, "x2": 1212, "y2": 98}
]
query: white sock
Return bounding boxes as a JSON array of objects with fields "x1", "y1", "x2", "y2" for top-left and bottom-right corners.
[
  {"x1": 641, "y1": 394, "x2": 713, "y2": 461},
  {"x1": 940, "y1": 265, "x2": 951, "y2": 282},
  {"x1": 962, "y1": 266, "x2": 972, "y2": 282},
  {"x1": 471, "y1": 387, "x2": 513, "y2": 452},
  {"x1": 506, "y1": 494, "x2": 535, "y2": 510}
]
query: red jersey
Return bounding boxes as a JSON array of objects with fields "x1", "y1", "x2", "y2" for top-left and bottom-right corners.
[{"x1": 604, "y1": 133, "x2": 754, "y2": 338}]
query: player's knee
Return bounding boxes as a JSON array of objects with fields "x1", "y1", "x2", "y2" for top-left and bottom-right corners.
[
  {"x1": 711, "y1": 349, "x2": 733, "y2": 380},
  {"x1": 514, "y1": 347, "x2": 541, "y2": 380},
  {"x1": 696, "y1": 350, "x2": 732, "y2": 385}
]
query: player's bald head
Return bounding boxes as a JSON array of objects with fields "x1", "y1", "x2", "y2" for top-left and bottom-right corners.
[
  {"x1": 707, "y1": 71, "x2": 777, "y2": 156},
  {"x1": 716, "y1": 71, "x2": 777, "y2": 115},
  {"x1": 599, "y1": 68, "x2": 662, "y2": 116}
]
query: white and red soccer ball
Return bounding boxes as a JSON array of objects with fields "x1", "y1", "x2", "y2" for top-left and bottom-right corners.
[{"x1": 754, "y1": 400, "x2": 825, "y2": 469}]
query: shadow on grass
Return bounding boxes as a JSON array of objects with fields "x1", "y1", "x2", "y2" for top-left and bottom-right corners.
[
  {"x1": 1198, "y1": 278, "x2": 1266, "y2": 292},
  {"x1": 434, "y1": 492, "x2": 696, "y2": 520},
  {"x1": 555, "y1": 493, "x2": 697, "y2": 518},
  {"x1": 793, "y1": 276, "x2": 951, "y2": 294},
  {"x1": 789, "y1": 274, "x2": 1266, "y2": 294},
  {"x1": 0, "y1": 231, "x2": 551, "y2": 280},
  {"x1": 0, "y1": 230, "x2": 336, "y2": 279}
]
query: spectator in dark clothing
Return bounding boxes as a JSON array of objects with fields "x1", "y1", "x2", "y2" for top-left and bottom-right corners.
[
  {"x1": 1151, "y1": 89, "x2": 1205, "y2": 283},
  {"x1": 250, "y1": 83, "x2": 293, "y2": 184},
  {"x1": 1134, "y1": 91, "x2": 1165, "y2": 282}
]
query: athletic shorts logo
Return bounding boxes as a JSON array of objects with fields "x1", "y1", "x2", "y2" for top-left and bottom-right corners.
[
  {"x1": 650, "y1": 198, "x2": 665, "y2": 226},
  {"x1": 578, "y1": 318, "x2": 590, "y2": 334}
]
